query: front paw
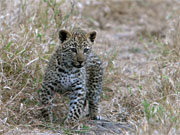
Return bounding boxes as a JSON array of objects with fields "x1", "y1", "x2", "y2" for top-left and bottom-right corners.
[{"x1": 64, "y1": 118, "x2": 78, "y2": 129}]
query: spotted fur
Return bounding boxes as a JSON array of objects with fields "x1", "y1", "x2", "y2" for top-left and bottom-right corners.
[{"x1": 39, "y1": 28, "x2": 103, "y2": 127}]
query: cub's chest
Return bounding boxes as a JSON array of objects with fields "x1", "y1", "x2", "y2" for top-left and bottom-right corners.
[
  {"x1": 58, "y1": 68, "x2": 86, "y2": 90},
  {"x1": 59, "y1": 74, "x2": 71, "y2": 89}
]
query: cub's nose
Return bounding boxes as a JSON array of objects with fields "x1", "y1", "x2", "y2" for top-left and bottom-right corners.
[{"x1": 78, "y1": 60, "x2": 84, "y2": 65}]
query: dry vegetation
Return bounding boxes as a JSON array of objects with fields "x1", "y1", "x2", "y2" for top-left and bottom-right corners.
[{"x1": 1, "y1": 0, "x2": 180, "y2": 134}]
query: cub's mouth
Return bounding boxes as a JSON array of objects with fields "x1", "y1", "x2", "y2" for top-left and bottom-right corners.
[
  {"x1": 72, "y1": 62, "x2": 84, "y2": 68},
  {"x1": 75, "y1": 65, "x2": 83, "y2": 68}
]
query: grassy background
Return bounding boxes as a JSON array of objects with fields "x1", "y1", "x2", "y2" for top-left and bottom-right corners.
[{"x1": 1, "y1": 0, "x2": 180, "y2": 134}]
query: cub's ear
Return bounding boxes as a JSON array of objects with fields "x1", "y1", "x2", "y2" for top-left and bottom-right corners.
[
  {"x1": 59, "y1": 30, "x2": 71, "y2": 43},
  {"x1": 87, "y1": 31, "x2": 97, "y2": 43}
]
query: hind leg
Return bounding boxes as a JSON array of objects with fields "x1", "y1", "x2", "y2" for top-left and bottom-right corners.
[
  {"x1": 87, "y1": 87, "x2": 102, "y2": 120},
  {"x1": 86, "y1": 61, "x2": 103, "y2": 119},
  {"x1": 39, "y1": 83, "x2": 54, "y2": 122}
]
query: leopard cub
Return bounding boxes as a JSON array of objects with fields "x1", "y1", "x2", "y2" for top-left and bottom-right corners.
[{"x1": 39, "y1": 28, "x2": 103, "y2": 127}]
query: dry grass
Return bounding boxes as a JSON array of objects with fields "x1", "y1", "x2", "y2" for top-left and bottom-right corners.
[{"x1": 1, "y1": 0, "x2": 180, "y2": 134}]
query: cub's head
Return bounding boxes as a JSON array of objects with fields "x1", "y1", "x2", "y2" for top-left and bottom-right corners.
[{"x1": 59, "y1": 29, "x2": 96, "y2": 68}]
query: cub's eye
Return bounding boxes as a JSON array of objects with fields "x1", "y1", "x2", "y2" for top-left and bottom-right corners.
[
  {"x1": 84, "y1": 48, "x2": 89, "y2": 53},
  {"x1": 71, "y1": 48, "x2": 77, "y2": 53}
]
